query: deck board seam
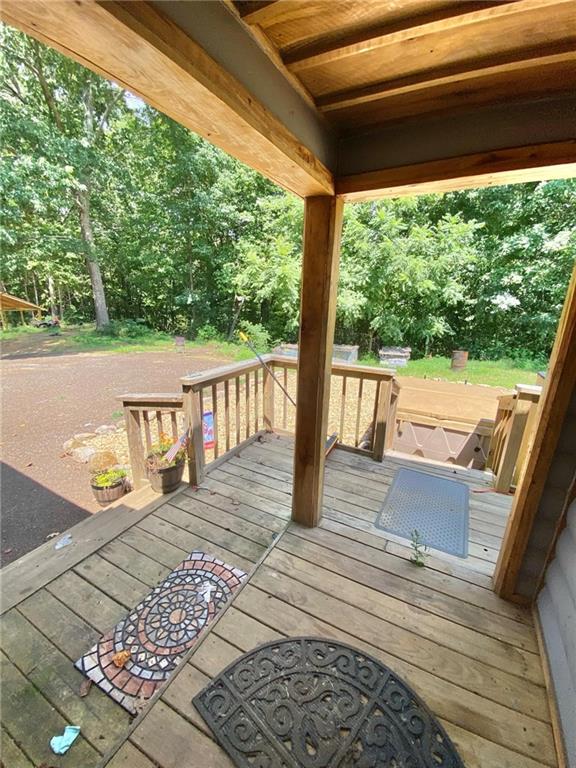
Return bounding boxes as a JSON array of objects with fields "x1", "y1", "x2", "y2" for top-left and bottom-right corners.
[
  {"x1": 277, "y1": 532, "x2": 536, "y2": 635},
  {"x1": 247, "y1": 564, "x2": 545, "y2": 704},
  {"x1": 157, "y1": 500, "x2": 275, "y2": 548},
  {"x1": 98, "y1": 509, "x2": 291, "y2": 767}
]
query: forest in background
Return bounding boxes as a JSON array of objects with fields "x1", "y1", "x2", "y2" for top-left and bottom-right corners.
[{"x1": 1, "y1": 26, "x2": 575, "y2": 363}]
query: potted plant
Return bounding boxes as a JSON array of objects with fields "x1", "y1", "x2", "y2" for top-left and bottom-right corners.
[
  {"x1": 146, "y1": 433, "x2": 186, "y2": 493},
  {"x1": 91, "y1": 468, "x2": 127, "y2": 505}
]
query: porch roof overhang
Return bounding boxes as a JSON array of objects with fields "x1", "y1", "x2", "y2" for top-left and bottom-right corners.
[{"x1": 2, "y1": 0, "x2": 575, "y2": 201}]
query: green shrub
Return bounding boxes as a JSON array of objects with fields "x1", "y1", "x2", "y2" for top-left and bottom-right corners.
[
  {"x1": 98, "y1": 319, "x2": 152, "y2": 338},
  {"x1": 92, "y1": 469, "x2": 127, "y2": 488},
  {"x1": 500, "y1": 351, "x2": 549, "y2": 371},
  {"x1": 238, "y1": 320, "x2": 270, "y2": 352},
  {"x1": 196, "y1": 324, "x2": 223, "y2": 343}
]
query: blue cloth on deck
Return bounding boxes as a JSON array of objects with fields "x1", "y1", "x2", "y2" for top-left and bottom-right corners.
[{"x1": 50, "y1": 725, "x2": 81, "y2": 754}]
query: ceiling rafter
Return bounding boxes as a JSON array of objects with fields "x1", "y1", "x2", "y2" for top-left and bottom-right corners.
[
  {"x1": 318, "y1": 42, "x2": 576, "y2": 113},
  {"x1": 283, "y1": 0, "x2": 564, "y2": 72}
]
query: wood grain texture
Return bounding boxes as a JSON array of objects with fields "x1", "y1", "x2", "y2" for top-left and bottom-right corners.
[
  {"x1": 336, "y1": 141, "x2": 576, "y2": 200},
  {"x1": 0, "y1": 0, "x2": 333, "y2": 197},
  {"x1": 292, "y1": 196, "x2": 343, "y2": 527},
  {"x1": 495, "y1": 263, "x2": 576, "y2": 601},
  {"x1": 0, "y1": 435, "x2": 560, "y2": 768}
]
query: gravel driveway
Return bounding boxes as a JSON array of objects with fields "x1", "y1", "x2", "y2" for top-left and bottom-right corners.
[{"x1": 1, "y1": 338, "x2": 227, "y2": 566}]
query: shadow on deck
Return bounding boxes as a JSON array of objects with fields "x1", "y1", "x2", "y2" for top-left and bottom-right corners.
[{"x1": 0, "y1": 435, "x2": 556, "y2": 768}]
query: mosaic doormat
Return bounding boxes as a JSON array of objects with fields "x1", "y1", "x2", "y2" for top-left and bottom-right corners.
[
  {"x1": 376, "y1": 467, "x2": 469, "y2": 557},
  {"x1": 194, "y1": 637, "x2": 465, "y2": 768},
  {"x1": 75, "y1": 551, "x2": 247, "y2": 713}
]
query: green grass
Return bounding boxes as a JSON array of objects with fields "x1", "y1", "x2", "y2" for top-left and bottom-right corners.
[
  {"x1": 68, "y1": 327, "x2": 175, "y2": 353},
  {"x1": 0, "y1": 325, "x2": 45, "y2": 340},
  {"x1": 358, "y1": 354, "x2": 545, "y2": 389},
  {"x1": 2, "y1": 323, "x2": 545, "y2": 388},
  {"x1": 1, "y1": 322, "x2": 258, "y2": 359}
]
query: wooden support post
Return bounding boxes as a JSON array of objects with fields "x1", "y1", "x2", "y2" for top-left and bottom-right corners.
[
  {"x1": 183, "y1": 384, "x2": 205, "y2": 486},
  {"x1": 494, "y1": 392, "x2": 532, "y2": 493},
  {"x1": 372, "y1": 379, "x2": 392, "y2": 462},
  {"x1": 262, "y1": 363, "x2": 275, "y2": 432},
  {"x1": 124, "y1": 407, "x2": 146, "y2": 490},
  {"x1": 495, "y1": 263, "x2": 576, "y2": 600},
  {"x1": 384, "y1": 384, "x2": 400, "y2": 453},
  {"x1": 292, "y1": 195, "x2": 343, "y2": 527}
]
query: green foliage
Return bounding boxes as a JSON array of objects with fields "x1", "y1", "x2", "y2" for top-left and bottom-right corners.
[
  {"x1": 2, "y1": 24, "x2": 574, "y2": 367},
  {"x1": 91, "y1": 468, "x2": 126, "y2": 488},
  {"x1": 97, "y1": 319, "x2": 152, "y2": 338},
  {"x1": 409, "y1": 529, "x2": 429, "y2": 567},
  {"x1": 146, "y1": 433, "x2": 186, "y2": 470},
  {"x1": 359, "y1": 355, "x2": 545, "y2": 389},
  {"x1": 195, "y1": 324, "x2": 222, "y2": 344},
  {"x1": 238, "y1": 320, "x2": 271, "y2": 352}
]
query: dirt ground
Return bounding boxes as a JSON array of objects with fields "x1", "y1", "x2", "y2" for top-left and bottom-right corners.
[
  {"x1": 1, "y1": 332, "x2": 505, "y2": 566},
  {"x1": 0, "y1": 334, "x2": 228, "y2": 565}
]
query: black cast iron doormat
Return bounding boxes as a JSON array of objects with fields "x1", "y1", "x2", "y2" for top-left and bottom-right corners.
[{"x1": 194, "y1": 637, "x2": 464, "y2": 767}]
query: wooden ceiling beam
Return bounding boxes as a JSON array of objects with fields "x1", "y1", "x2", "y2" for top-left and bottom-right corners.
[
  {"x1": 285, "y1": 0, "x2": 565, "y2": 73},
  {"x1": 336, "y1": 141, "x2": 576, "y2": 201},
  {"x1": 0, "y1": 0, "x2": 334, "y2": 198},
  {"x1": 222, "y1": 0, "x2": 319, "y2": 110},
  {"x1": 236, "y1": 1, "x2": 287, "y2": 24},
  {"x1": 318, "y1": 43, "x2": 576, "y2": 113}
]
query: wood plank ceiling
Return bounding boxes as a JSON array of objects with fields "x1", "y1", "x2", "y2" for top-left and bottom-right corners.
[{"x1": 233, "y1": 0, "x2": 576, "y2": 133}]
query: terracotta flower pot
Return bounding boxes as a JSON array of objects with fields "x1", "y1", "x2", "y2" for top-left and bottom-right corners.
[
  {"x1": 91, "y1": 479, "x2": 126, "y2": 506},
  {"x1": 148, "y1": 459, "x2": 185, "y2": 494}
]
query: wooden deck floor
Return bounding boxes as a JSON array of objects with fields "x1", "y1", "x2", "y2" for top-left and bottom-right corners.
[{"x1": 0, "y1": 435, "x2": 557, "y2": 768}]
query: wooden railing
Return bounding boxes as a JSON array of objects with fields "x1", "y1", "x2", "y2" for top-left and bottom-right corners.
[
  {"x1": 181, "y1": 357, "x2": 274, "y2": 486},
  {"x1": 181, "y1": 354, "x2": 398, "y2": 484},
  {"x1": 120, "y1": 393, "x2": 184, "y2": 489},
  {"x1": 121, "y1": 355, "x2": 399, "y2": 491},
  {"x1": 487, "y1": 384, "x2": 542, "y2": 492},
  {"x1": 252, "y1": 355, "x2": 398, "y2": 458}
]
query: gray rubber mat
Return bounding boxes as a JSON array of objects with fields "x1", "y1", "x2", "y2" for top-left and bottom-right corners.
[
  {"x1": 194, "y1": 637, "x2": 464, "y2": 767},
  {"x1": 376, "y1": 467, "x2": 469, "y2": 557}
]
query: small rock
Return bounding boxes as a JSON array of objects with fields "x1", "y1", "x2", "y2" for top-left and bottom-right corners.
[
  {"x1": 71, "y1": 446, "x2": 96, "y2": 463},
  {"x1": 74, "y1": 432, "x2": 96, "y2": 441},
  {"x1": 88, "y1": 450, "x2": 118, "y2": 473},
  {"x1": 95, "y1": 424, "x2": 117, "y2": 435},
  {"x1": 63, "y1": 437, "x2": 84, "y2": 454}
]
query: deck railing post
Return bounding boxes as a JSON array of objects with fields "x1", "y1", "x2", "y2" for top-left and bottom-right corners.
[
  {"x1": 124, "y1": 405, "x2": 146, "y2": 489},
  {"x1": 385, "y1": 383, "x2": 400, "y2": 453},
  {"x1": 373, "y1": 377, "x2": 393, "y2": 461},
  {"x1": 183, "y1": 383, "x2": 205, "y2": 486},
  {"x1": 263, "y1": 363, "x2": 275, "y2": 432},
  {"x1": 494, "y1": 385, "x2": 540, "y2": 492}
]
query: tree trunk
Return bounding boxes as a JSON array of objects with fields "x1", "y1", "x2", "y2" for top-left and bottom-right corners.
[
  {"x1": 77, "y1": 185, "x2": 109, "y2": 329},
  {"x1": 57, "y1": 281, "x2": 64, "y2": 320},
  {"x1": 32, "y1": 272, "x2": 40, "y2": 307},
  {"x1": 47, "y1": 274, "x2": 57, "y2": 316},
  {"x1": 77, "y1": 81, "x2": 110, "y2": 330},
  {"x1": 227, "y1": 295, "x2": 245, "y2": 340}
]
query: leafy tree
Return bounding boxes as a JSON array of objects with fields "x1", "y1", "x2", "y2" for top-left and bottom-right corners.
[
  {"x1": 1, "y1": 26, "x2": 127, "y2": 327},
  {"x1": 338, "y1": 199, "x2": 479, "y2": 355},
  {"x1": 1, "y1": 23, "x2": 574, "y2": 363}
]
